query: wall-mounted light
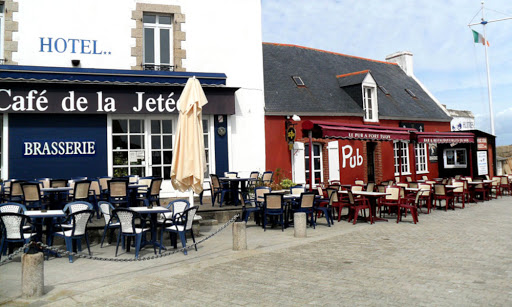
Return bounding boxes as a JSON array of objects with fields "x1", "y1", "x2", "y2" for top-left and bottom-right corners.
[{"x1": 71, "y1": 59, "x2": 80, "y2": 67}]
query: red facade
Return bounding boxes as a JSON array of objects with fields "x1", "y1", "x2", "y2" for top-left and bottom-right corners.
[{"x1": 265, "y1": 115, "x2": 451, "y2": 185}]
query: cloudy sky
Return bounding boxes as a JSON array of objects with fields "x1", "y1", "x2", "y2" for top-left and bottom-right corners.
[{"x1": 261, "y1": 0, "x2": 512, "y2": 145}]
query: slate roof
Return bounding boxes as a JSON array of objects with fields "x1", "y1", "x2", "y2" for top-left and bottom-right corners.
[{"x1": 263, "y1": 43, "x2": 452, "y2": 122}]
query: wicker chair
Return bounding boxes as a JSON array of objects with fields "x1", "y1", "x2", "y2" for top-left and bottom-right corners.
[
  {"x1": 114, "y1": 208, "x2": 153, "y2": 259},
  {"x1": 291, "y1": 192, "x2": 316, "y2": 228},
  {"x1": 262, "y1": 193, "x2": 285, "y2": 231},
  {"x1": 346, "y1": 190, "x2": 372, "y2": 225},
  {"x1": 0, "y1": 212, "x2": 36, "y2": 260},
  {"x1": 21, "y1": 182, "x2": 43, "y2": 209},
  {"x1": 434, "y1": 184, "x2": 455, "y2": 211},
  {"x1": 108, "y1": 179, "x2": 129, "y2": 207}
]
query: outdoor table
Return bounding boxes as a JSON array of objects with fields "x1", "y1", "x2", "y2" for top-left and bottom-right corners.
[
  {"x1": 340, "y1": 190, "x2": 389, "y2": 222},
  {"x1": 41, "y1": 187, "x2": 72, "y2": 210},
  {"x1": 130, "y1": 206, "x2": 170, "y2": 250},
  {"x1": 127, "y1": 184, "x2": 147, "y2": 207},
  {"x1": 25, "y1": 209, "x2": 66, "y2": 246},
  {"x1": 219, "y1": 177, "x2": 252, "y2": 206}
]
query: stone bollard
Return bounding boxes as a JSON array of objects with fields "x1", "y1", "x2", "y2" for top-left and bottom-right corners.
[
  {"x1": 22, "y1": 252, "x2": 44, "y2": 298},
  {"x1": 232, "y1": 221, "x2": 247, "y2": 251},
  {"x1": 294, "y1": 212, "x2": 307, "y2": 238}
]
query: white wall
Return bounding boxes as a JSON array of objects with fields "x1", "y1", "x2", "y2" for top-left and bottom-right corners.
[{"x1": 12, "y1": 0, "x2": 266, "y2": 185}]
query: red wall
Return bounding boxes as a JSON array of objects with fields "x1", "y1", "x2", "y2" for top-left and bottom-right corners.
[{"x1": 265, "y1": 116, "x2": 451, "y2": 184}]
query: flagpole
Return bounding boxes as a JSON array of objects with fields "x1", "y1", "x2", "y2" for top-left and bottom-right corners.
[{"x1": 481, "y1": 2, "x2": 495, "y2": 136}]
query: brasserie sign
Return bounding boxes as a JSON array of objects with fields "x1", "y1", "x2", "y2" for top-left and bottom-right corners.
[{"x1": 24, "y1": 140, "x2": 96, "y2": 156}]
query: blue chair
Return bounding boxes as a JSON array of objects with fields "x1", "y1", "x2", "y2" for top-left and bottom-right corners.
[
  {"x1": 98, "y1": 201, "x2": 120, "y2": 247},
  {"x1": 262, "y1": 193, "x2": 285, "y2": 231},
  {"x1": 292, "y1": 192, "x2": 316, "y2": 228},
  {"x1": 0, "y1": 203, "x2": 29, "y2": 248},
  {"x1": 21, "y1": 182, "x2": 44, "y2": 209},
  {"x1": 7, "y1": 180, "x2": 26, "y2": 203},
  {"x1": 210, "y1": 174, "x2": 230, "y2": 207},
  {"x1": 314, "y1": 190, "x2": 335, "y2": 227},
  {"x1": 262, "y1": 171, "x2": 274, "y2": 185},
  {"x1": 137, "y1": 177, "x2": 162, "y2": 207},
  {"x1": 225, "y1": 172, "x2": 238, "y2": 178},
  {"x1": 51, "y1": 209, "x2": 94, "y2": 263},
  {"x1": 159, "y1": 206, "x2": 198, "y2": 255},
  {"x1": 0, "y1": 212, "x2": 36, "y2": 260},
  {"x1": 107, "y1": 179, "x2": 129, "y2": 207},
  {"x1": 114, "y1": 208, "x2": 154, "y2": 259},
  {"x1": 239, "y1": 191, "x2": 261, "y2": 225}
]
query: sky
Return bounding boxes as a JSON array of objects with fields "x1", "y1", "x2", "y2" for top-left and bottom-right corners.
[{"x1": 261, "y1": 0, "x2": 512, "y2": 146}]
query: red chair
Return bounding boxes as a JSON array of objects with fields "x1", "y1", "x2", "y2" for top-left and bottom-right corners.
[
  {"x1": 451, "y1": 181, "x2": 466, "y2": 209},
  {"x1": 473, "y1": 182, "x2": 489, "y2": 201},
  {"x1": 433, "y1": 184, "x2": 454, "y2": 211},
  {"x1": 325, "y1": 188, "x2": 351, "y2": 222},
  {"x1": 397, "y1": 190, "x2": 419, "y2": 224},
  {"x1": 490, "y1": 177, "x2": 502, "y2": 199},
  {"x1": 346, "y1": 190, "x2": 372, "y2": 225},
  {"x1": 500, "y1": 176, "x2": 510, "y2": 196},
  {"x1": 379, "y1": 186, "x2": 400, "y2": 217},
  {"x1": 418, "y1": 183, "x2": 433, "y2": 213}
]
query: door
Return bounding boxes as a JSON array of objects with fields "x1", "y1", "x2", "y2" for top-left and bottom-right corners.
[{"x1": 367, "y1": 142, "x2": 376, "y2": 183}]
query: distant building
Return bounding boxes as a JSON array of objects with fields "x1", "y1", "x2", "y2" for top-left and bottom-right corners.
[{"x1": 447, "y1": 108, "x2": 475, "y2": 131}]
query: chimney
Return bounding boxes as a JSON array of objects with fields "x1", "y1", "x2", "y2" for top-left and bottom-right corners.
[{"x1": 385, "y1": 51, "x2": 414, "y2": 76}]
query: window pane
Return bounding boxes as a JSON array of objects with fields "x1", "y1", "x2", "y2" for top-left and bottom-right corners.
[
  {"x1": 152, "y1": 167, "x2": 162, "y2": 177},
  {"x1": 152, "y1": 151, "x2": 161, "y2": 165},
  {"x1": 160, "y1": 29, "x2": 170, "y2": 64},
  {"x1": 113, "y1": 152, "x2": 128, "y2": 165},
  {"x1": 163, "y1": 151, "x2": 172, "y2": 164},
  {"x1": 130, "y1": 135, "x2": 143, "y2": 149},
  {"x1": 164, "y1": 166, "x2": 171, "y2": 179},
  {"x1": 162, "y1": 120, "x2": 172, "y2": 133},
  {"x1": 159, "y1": 15, "x2": 171, "y2": 24},
  {"x1": 130, "y1": 120, "x2": 143, "y2": 133},
  {"x1": 151, "y1": 120, "x2": 160, "y2": 134},
  {"x1": 163, "y1": 136, "x2": 172, "y2": 149},
  {"x1": 131, "y1": 167, "x2": 145, "y2": 177},
  {"x1": 203, "y1": 120, "x2": 208, "y2": 133},
  {"x1": 144, "y1": 28, "x2": 155, "y2": 64},
  {"x1": 203, "y1": 135, "x2": 208, "y2": 148},
  {"x1": 113, "y1": 120, "x2": 127, "y2": 133},
  {"x1": 113, "y1": 136, "x2": 128, "y2": 150},
  {"x1": 446, "y1": 151, "x2": 455, "y2": 165},
  {"x1": 143, "y1": 14, "x2": 156, "y2": 23},
  {"x1": 313, "y1": 145, "x2": 320, "y2": 156},
  {"x1": 152, "y1": 136, "x2": 161, "y2": 149},
  {"x1": 457, "y1": 150, "x2": 466, "y2": 164},
  {"x1": 114, "y1": 168, "x2": 128, "y2": 177},
  {"x1": 314, "y1": 158, "x2": 320, "y2": 169}
]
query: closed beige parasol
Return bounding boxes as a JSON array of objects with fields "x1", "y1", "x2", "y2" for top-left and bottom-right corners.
[{"x1": 170, "y1": 77, "x2": 208, "y2": 194}]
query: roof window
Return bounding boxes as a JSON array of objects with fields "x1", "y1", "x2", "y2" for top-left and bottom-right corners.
[
  {"x1": 405, "y1": 88, "x2": 417, "y2": 99},
  {"x1": 378, "y1": 85, "x2": 390, "y2": 95},
  {"x1": 292, "y1": 76, "x2": 305, "y2": 87}
]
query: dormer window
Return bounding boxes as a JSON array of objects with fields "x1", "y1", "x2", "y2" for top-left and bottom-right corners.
[
  {"x1": 363, "y1": 86, "x2": 377, "y2": 121},
  {"x1": 405, "y1": 88, "x2": 417, "y2": 99}
]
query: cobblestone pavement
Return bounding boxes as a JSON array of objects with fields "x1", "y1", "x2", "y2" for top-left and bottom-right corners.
[{"x1": 1, "y1": 197, "x2": 511, "y2": 306}]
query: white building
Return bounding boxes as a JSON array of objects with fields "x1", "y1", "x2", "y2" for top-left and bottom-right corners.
[{"x1": 0, "y1": 0, "x2": 266, "y2": 197}]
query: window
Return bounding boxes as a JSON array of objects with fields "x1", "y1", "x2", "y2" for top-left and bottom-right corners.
[
  {"x1": 394, "y1": 141, "x2": 410, "y2": 175},
  {"x1": 363, "y1": 86, "x2": 377, "y2": 122},
  {"x1": 143, "y1": 13, "x2": 173, "y2": 71},
  {"x1": 112, "y1": 119, "x2": 146, "y2": 177},
  {"x1": 444, "y1": 148, "x2": 467, "y2": 168},
  {"x1": 292, "y1": 76, "x2": 305, "y2": 87},
  {"x1": 111, "y1": 117, "x2": 212, "y2": 180},
  {"x1": 305, "y1": 143, "x2": 323, "y2": 187},
  {"x1": 150, "y1": 119, "x2": 173, "y2": 179},
  {"x1": 415, "y1": 143, "x2": 428, "y2": 173}
]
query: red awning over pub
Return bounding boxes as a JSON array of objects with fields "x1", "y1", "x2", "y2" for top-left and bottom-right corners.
[
  {"x1": 413, "y1": 132, "x2": 475, "y2": 144},
  {"x1": 302, "y1": 120, "x2": 412, "y2": 141}
]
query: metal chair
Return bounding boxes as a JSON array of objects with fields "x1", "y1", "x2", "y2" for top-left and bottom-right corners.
[
  {"x1": 21, "y1": 182, "x2": 44, "y2": 209},
  {"x1": 262, "y1": 193, "x2": 285, "y2": 231},
  {"x1": 107, "y1": 179, "x2": 129, "y2": 207}
]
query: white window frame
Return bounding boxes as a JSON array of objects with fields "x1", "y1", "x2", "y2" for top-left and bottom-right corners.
[
  {"x1": 415, "y1": 143, "x2": 428, "y2": 174},
  {"x1": 305, "y1": 143, "x2": 323, "y2": 187},
  {"x1": 362, "y1": 74, "x2": 378, "y2": 123},
  {"x1": 143, "y1": 13, "x2": 173, "y2": 67},
  {"x1": 363, "y1": 86, "x2": 377, "y2": 122},
  {"x1": 109, "y1": 115, "x2": 213, "y2": 181},
  {"x1": 394, "y1": 141, "x2": 410, "y2": 175},
  {"x1": 443, "y1": 148, "x2": 467, "y2": 169}
]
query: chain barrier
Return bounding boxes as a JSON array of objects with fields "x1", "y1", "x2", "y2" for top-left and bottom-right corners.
[{"x1": 0, "y1": 213, "x2": 239, "y2": 265}]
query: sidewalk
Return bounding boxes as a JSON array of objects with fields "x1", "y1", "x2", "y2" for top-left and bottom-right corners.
[{"x1": 1, "y1": 197, "x2": 512, "y2": 306}]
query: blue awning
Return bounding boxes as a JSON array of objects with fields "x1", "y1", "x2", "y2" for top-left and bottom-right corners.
[{"x1": 0, "y1": 65, "x2": 227, "y2": 86}]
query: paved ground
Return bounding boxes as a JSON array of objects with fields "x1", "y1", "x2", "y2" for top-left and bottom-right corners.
[{"x1": 1, "y1": 197, "x2": 511, "y2": 306}]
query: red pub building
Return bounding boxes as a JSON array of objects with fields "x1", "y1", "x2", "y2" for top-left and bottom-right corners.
[{"x1": 263, "y1": 43, "x2": 495, "y2": 186}]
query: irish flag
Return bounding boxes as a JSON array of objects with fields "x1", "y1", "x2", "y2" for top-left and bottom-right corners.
[{"x1": 472, "y1": 30, "x2": 490, "y2": 46}]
